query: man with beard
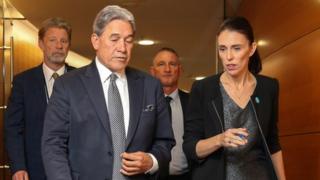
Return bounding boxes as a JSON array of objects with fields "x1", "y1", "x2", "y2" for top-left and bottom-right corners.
[{"x1": 5, "y1": 17, "x2": 74, "y2": 180}]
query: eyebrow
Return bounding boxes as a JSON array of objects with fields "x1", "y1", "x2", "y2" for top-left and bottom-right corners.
[
  {"x1": 109, "y1": 33, "x2": 134, "y2": 38},
  {"x1": 218, "y1": 44, "x2": 243, "y2": 48}
]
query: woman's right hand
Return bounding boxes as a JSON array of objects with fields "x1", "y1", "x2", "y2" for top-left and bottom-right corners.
[
  {"x1": 196, "y1": 128, "x2": 249, "y2": 158},
  {"x1": 219, "y1": 128, "x2": 249, "y2": 148}
]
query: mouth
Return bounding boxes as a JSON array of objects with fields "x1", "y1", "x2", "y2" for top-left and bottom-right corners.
[
  {"x1": 162, "y1": 74, "x2": 172, "y2": 78},
  {"x1": 113, "y1": 56, "x2": 127, "y2": 62},
  {"x1": 226, "y1": 64, "x2": 237, "y2": 71},
  {"x1": 52, "y1": 52, "x2": 65, "y2": 57}
]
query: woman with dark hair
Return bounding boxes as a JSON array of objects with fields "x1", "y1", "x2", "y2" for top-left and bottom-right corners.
[{"x1": 183, "y1": 16, "x2": 286, "y2": 180}]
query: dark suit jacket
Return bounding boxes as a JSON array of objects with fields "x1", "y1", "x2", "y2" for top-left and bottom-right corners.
[
  {"x1": 178, "y1": 90, "x2": 192, "y2": 176},
  {"x1": 178, "y1": 90, "x2": 189, "y2": 129},
  {"x1": 4, "y1": 64, "x2": 74, "y2": 180},
  {"x1": 183, "y1": 73, "x2": 281, "y2": 180},
  {"x1": 41, "y1": 61, "x2": 175, "y2": 180}
]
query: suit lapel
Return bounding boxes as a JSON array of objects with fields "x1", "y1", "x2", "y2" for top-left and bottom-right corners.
[
  {"x1": 250, "y1": 75, "x2": 263, "y2": 129},
  {"x1": 80, "y1": 62, "x2": 112, "y2": 141},
  {"x1": 209, "y1": 74, "x2": 225, "y2": 132},
  {"x1": 34, "y1": 64, "x2": 48, "y2": 108},
  {"x1": 125, "y1": 68, "x2": 144, "y2": 148},
  {"x1": 178, "y1": 90, "x2": 187, "y2": 121}
]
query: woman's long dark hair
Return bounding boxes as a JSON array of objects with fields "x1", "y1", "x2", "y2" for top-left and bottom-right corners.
[{"x1": 217, "y1": 16, "x2": 262, "y2": 74}]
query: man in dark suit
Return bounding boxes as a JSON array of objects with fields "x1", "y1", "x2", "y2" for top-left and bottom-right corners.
[
  {"x1": 150, "y1": 48, "x2": 190, "y2": 180},
  {"x1": 41, "y1": 5, "x2": 175, "y2": 180},
  {"x1": 4, "y1": 17, "x2": 73, "y2": 180}
]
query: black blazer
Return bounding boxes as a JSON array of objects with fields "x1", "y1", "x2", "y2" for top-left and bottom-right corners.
[
  {"x1": 178, "y1": 89, "x2": 189, "y2": 129},
  {"x1": 183, "y1": 73, "x2": 281, "y2": 180},
  {"x1": 4, "y1": 64, "x2": 74, "y2": 180},
  {"x1": 41, "y1": 61, "x2": 175, "y2": 180}
]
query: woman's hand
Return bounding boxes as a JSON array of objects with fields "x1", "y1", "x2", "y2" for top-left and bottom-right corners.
[
  {"x1": 219, "y1": 128, "x2": 249, "y2": 148},
  {"x1": 196, "y1": 128, "x2": 249, "y2": 158}
]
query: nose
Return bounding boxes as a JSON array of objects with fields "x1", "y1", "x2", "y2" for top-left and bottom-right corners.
[
  {"x1": 226, "y1": 50, "x2": 233, "y2": 61},
  {"x1": 55, "y1": 41, "x2": 63, "y2": 49},
  {"x1": 117, "y1": 39, "x2": 126, "y2": 52},
  {"x1": 164, "y1": 64, "x2": 171, "y2": 72}
]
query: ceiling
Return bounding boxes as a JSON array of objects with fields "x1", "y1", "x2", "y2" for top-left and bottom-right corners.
[{"x1": 10, "y1": 0, "x2": 234, "y2": 90}]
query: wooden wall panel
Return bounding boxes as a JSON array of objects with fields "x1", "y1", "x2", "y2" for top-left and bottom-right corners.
[
  {"x1": 238, "y1": 0, "x2": 320, "y2": 58},
  {"x1": 280, "y1": 133, "x2": 320, "y2": 180},
  {"x1": 262, "y1": 29, "x2": 320, "y2": 135}
]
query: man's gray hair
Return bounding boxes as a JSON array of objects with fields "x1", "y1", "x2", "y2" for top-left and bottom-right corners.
[{"x1": 93, "y1": 5, "x2": 136, "y2": 36}]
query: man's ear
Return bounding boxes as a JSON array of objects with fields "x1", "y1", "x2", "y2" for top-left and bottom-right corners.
[
  {"x1": 149, "y1": 66, "x2": 155, "y2": 76},
  {"x1": 38, "y1": 39, "x2": 44, "y2": 50},
  {"x1": 91, "y1": 33, "x2": 100, "y2": 50}
]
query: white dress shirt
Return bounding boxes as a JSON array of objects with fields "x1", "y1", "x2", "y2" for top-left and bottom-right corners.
[
  {"x1": 95, "y1": 58, "x2": 159, "y2": 174},
  {"x1": 96, "y1": 58, "x2": 130, "y2": 135},
  {"x1": 166, "y1": 89, "x2": 189, "y2": 175},
  {"x1": 42, "y1": 63, "x2": 65, "y2": 99}
]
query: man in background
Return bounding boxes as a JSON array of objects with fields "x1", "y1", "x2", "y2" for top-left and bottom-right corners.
[
  {"x1": 5, "y1": 17, "x2": 74, "y2": 180},
  {"x1": 150, "y1": 47, "x2": 190, "y2": 180},
  {"x1": 41, "y1": 5, "x2": 175, "y2": 180}
]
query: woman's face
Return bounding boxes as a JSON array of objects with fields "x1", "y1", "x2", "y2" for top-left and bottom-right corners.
[{"x1": 217, "y1": 30, "x2": 256, "y2": 77}]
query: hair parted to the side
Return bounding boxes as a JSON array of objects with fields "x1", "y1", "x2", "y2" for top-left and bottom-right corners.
[
  {"x1": 217, "y1": 16, "x2": 262, "y2": 74},
  {"x1": 93, "y1": 5, "x2": 135, "y2": 36},
  {"x1": 38, "y1": 17, "x2": 72, "y2": 41}
]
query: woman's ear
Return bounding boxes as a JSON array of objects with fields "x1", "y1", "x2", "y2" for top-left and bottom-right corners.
[{"x1": 249, "y1": 42, "x2": 257, "y2": 56}]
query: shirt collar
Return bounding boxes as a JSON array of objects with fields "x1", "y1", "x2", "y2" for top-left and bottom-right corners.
[
  {"x1": 42, "y1": 63, "x2": 65, "y2": 81},
  {"x1": 165, "y1": 88, "x2": 179, "y2": 101},
  {"x1": 95, "y1": 57, "x2": 127, "y2": 84}
]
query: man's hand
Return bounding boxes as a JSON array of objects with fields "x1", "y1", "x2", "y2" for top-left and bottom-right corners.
[
  {"x1": 13, "y1": 170, "x2": 29, "y2": 180},
  {"x1": 120, "y1": 151, "x2": 153, "y2": 176}
]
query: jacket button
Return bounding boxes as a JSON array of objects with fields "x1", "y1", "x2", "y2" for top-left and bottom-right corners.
[{"x1": 108, "y1": 151, "x2": 112, "y2": 156}]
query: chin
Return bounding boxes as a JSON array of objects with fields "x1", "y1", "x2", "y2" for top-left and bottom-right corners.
[
  {"x1": 111, "y1": 66, "x2": 126, "y2": 73},
  {"x1": 226, "y1": 70, "x2": 240, "y2": 76},
  {"x1": 162, "y1": 82, "x2": 174, "y2": 87}
]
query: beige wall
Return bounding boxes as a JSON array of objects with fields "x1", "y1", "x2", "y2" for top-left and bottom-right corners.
[{"x1": 238, "y1": 0, "x2": 320, "y2": 179}]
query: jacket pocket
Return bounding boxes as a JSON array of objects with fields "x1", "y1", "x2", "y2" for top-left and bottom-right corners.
[{"x1": 71, "y1": 171, "x2": 80, "y2": 180}]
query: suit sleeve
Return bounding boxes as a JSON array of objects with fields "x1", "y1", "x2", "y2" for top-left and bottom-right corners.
[
  {"x1": 267, "y1": 79, "x2": 281, "y2": 154},
  {"x1": 41, "y1": 78, "x2": 72, "y2": 180},
  {"x1": 149, "y1": 80, "x2": 175, "y2": 178},
  {"x1": 183, "y1": 80, "x2": 206, "y2": 163},
  {"x1": 4, "y1": 76, "x2": 27, "y2": 173}
]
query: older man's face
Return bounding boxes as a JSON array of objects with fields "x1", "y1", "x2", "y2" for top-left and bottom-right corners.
[
  {"x1": 39, "y1": 27, "x2": 70, "y2": 66},
  {"x1": 91, "y1": 19, "x2": 134, "y2": 74}
]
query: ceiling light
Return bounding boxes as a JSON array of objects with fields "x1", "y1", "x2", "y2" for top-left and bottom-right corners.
[
  {"x1": 138, "y1": 39, "x2": 154, "y2": 46},
  {"x1": 194, "y1": 76, "x2": 205, "y2": 80},
  {"x1": 257, "y1": 40, "x2": 268, "y2": 46}
]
